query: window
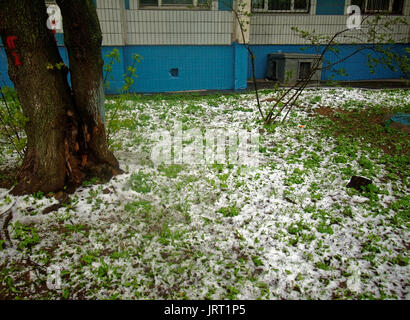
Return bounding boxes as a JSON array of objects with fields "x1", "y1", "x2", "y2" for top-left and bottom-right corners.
[
  {"x1": 139, "y1": 0, "x2": 211, "y2": 8},
  {"x1": 252, "y1": 0, "x2": 310, "y2": 13},
  {"x1": 351, "y1": 0, "x2": 404, "y2": 14}
]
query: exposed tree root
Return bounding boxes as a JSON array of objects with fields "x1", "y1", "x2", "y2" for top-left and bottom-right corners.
[
  {"x1": 0, "y1": 199, "x2": 14, "y2": 248},
  {"x1": 11, "y1": 114, "x2": 123, "y2": 196}
]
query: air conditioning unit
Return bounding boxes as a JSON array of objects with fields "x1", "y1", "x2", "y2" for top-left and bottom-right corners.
[{"x1": 266, "y1": 53, "x2": 323, "y2": 85}]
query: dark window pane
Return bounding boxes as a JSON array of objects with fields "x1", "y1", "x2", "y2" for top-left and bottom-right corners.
[
  {"x1": 367, "y1": 0, "x2": 389, "y2": 11},
  {"x1": 162, "y1": 0, "x2": 193, "y2": 4},
  {"x1": 268, "y1": 0, "x2": 291, "y2": 10},
  {"x1": 351, "y1": 0, "x2": 365, "y2": 11},
  {"x1": 252, "y1": 0, "x2": 265, "y2": 10},
  {"x1": 392, "y1": 0, "x2": 404, "y2": 13},
  {"x1": 294, "y1": 0, "x2": 308, "y2": 10},
  {"x1": 140, "y1": 0, "x2": 158, "y2": 5}
]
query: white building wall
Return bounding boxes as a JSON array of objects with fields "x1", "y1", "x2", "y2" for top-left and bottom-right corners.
[
  {"x1": 96, "y1": 0, "x2": 232, "y2": 45},
  {"x1": 95, "y1": 0, "x2": 409, "y2": 46},
  {"x1": 96, "y1": 0, "x2": 124, "y2": 45},
  {"x1": 126, "y1": 10, "x2": 233, "y2": 45}
]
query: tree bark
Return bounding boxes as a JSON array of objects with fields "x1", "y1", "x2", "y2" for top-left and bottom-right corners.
[
  {"x1": 0, "y1": 0, "x2": 121, "y2": 195},
  {"x1": 56, "y1": 0, "x2": 120, "y2": 174}
]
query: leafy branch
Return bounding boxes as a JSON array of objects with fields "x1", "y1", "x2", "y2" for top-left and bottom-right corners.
[
  {"x1": 103, "y1": 49, "x2": 143, "y2": 144},
  {"x1": 0, "y1": 84, "x2": 27, "y2": 160}
]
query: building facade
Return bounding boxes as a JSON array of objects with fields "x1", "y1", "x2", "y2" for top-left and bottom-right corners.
[{"x1": 1, "y1": 0, "x2": 409, "y2": 93}]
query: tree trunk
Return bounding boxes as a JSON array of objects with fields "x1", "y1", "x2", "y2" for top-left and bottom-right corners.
[
  {"x1": 0, "y1": 0, "x2": 121, "y2": 195},
  {"x1": 56, "y1": 0, "x2": 120, "y2": 174}
]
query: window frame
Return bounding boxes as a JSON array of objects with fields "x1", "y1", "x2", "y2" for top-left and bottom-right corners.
[
  {"x1": 139, "y1": 0, "x2": 212, "y2": 10},
  {"x1": 351, "y1": 0, "x2": 404, "y2": 15},
  {"x1": 251, "y1": 0, "x2": 311, "y2": 14}
]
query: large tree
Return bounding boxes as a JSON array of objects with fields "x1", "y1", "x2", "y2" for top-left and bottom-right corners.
[{"x1": 0, "y1": 0, "x2": 121, "y2": 195}]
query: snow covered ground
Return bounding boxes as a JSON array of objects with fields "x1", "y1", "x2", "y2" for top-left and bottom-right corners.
[{"x1": 0, "y1": 87, "x2": 409, "y2": 299}]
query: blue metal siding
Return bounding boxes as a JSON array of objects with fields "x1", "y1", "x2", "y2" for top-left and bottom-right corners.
[
  {"x1": 234, "y1": 43, "x2": 248, "y2": 90},
  {"x1": 320, "y1": 44, "x2": 410, "y2": 80},
  {"x1": 316, "y1": 0, "x2": 346, "y2": 15},
  {"x1": 102, "y1": 46, "x2": 126, "y2": 94},
  {"x1": 1, "y1": 43, "x2": 408, "y2": 93},
  {"x1": 248, "y1": 44, "x2": 409, "y2": 81},
  {"x1": 0, "y1": 45, "x2": 70, "y2": 87},
  {"x1": 123, "y1": 45, "x2": 235, "y2": 93},
  {"x1": 0, "y1": 48, "x2": 13, "y2": 87},
  {"x1": 0, "y1": 44, "x2": 239, "y2": 93}
]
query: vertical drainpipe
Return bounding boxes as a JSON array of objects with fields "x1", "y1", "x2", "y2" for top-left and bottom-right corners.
[
  {"x1": 232, "y1": 0, "x2": 251, "y2": 90},
  {"x1": 120, "y1": 0, "x2": 128, "y2": 90},
  {"x1": 408, "y1": 26, "x2": 410, "y2": 44},
  {"x1": 407, "y1": 2, "x2": 410, "y2": 43},
  {"x1": 120, "y1": 0, "x2": 128, "y2": 46}
]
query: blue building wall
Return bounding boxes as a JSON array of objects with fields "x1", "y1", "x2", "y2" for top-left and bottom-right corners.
[
  {"x1": 248, "y1": 44, "x2": 409, "y2": 81},
  {"x1": 121, "y1": 45, "x2": 237, "y2": 93},
  {"x1": 0, "y1": 43, "x2": 246, "y2": 93},
  {"x1": 1, "y1": 42, "x2": 409, "y2": 93},
  {"x1": 0, "y1": 32, "x2": 67, "y2": 87},
  {"x1": 233, "y1": 43, "x2": 249, "y2": 90},
  {"x1": 102, "y1": 46, "x2": 126, "y2": 94},
  {"x1": 0, "y1": 47, "x2": 12, "y2": 87}
]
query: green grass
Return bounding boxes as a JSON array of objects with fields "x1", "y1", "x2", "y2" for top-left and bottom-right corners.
[
  {"x1": 12, "y1": 222, "x2": 41, "y2": 252},
  {"x1": 129, "y1": 171, "x2": 153, "y2": 194},
  {"x1": 1, "y1": 88, "x2": 409, "y2": 300},
  {"x1": 217, "y1": 206, "x2": 241, "y2": 217},
  {"x1": 158, "y1": 164, "x2": 184, "y2": 179}
]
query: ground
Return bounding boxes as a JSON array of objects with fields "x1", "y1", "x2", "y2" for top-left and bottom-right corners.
[{"x1": 0, "y1": 87, "x2": 409, "y2": 300}]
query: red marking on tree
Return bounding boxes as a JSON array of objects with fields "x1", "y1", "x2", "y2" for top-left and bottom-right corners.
[
  {"x1": 52, "y1": 29, "x2": 57, "y2": 43},
  {"x1": 6, "y1": 36, "x2": 21, "y2": 66},
  {"x1": 12, "y1": 52, "x2": 22, "y2": 66},
  {"x1": 6, "y1": 36, "x2": 17, "y2": 49}
]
